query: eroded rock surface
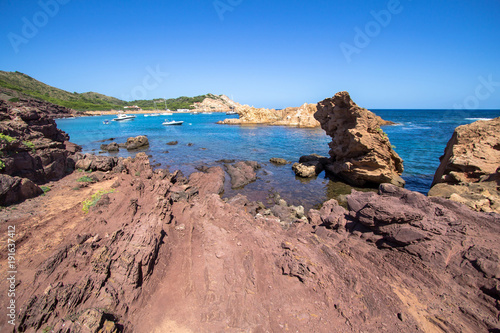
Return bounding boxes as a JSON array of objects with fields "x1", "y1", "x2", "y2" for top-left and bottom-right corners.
[
  {"x1": 0, "y1": 99, "x2": 80, "y2": 205},
  {"x1": 225, "y1": 160, "x2": 261, "y2": 189},
  {"x1": 3, "y1": 152, "x2": 500, "y2": 332},
  {"x1": 430, "y1": 117, "x2": 500, "y2": 213},
  {"x1": 315, "y1": 91, "x2": 404, "y2": 187}
]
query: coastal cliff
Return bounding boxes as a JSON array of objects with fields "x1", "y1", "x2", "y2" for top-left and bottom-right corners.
[
  {"x1": 429, "y1": 117, "x2": 500, "y2": 213},
  {"x1": 192, "y1": 94, "x2": 241, "y2": 112},
  {"x1": 313, "y1": 91, "x2": 405, "y2": 187}
]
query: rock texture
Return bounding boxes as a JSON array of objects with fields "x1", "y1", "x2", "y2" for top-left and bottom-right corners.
[
  {"x1": 192, "y1": 94, "x2": 241, "y2": 112},
  {"x1": 218, "y1": 103, "x2": 320, "y2": 128},
  {"x1": 225, "y1": 160, "x2": 261, "y2": 189},
  {"x1": 0, "y1": 99, "x2": 80, "y2": 205},
  {"x1": 429, "y1": 117, "x2": 500, "y2": 213},
  {"x1": 2, "y1": 156, "x2": 500, "y2": 332},
  {"x1": 315, "y1": 91, "x2": 404, "y2": 187}
]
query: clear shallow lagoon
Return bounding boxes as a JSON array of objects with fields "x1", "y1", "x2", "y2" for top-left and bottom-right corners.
[{"x1": 57, "y1": 110, "x2": 500, "y2": 210}]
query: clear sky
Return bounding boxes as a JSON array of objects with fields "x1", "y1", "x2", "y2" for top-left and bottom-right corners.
[{"x1": 1, "y1": 0, "x2": 499, "y2": 109}]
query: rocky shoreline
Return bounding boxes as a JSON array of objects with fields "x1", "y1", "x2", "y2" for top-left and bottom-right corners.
[{"x1": 1, "y1": 96, "x2": 500, "y2": 332}]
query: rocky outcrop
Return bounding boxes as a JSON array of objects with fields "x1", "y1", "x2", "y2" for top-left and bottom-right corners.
[
  {"x1": 218, "y1": 103, "x2": 320, "y2": 128},
  {"x1": 0, "y1": 174, "x2": 43, "y2": 205},
  {"x1": 429, "y1": 117, "x2": 500, "y2": 213},
  {"x1": 225, "y1": 160, "x2": 261, "y2": 189},
  {"x1": 125, "y1": 135, "x2": 149, "y2": 150},
  {"x1": 5, "y1": 154, "x2": 500, "y2": 332},
  {"x1": 269, "y1": 157, "x2": 290, "y2": 165},
  {"x1": 315, "y1": 91, "x2": 404, "y2": 187},
  {"x1": 192, "y1": 94, "x2": 241, "y2": 112},
  {"x1": 0, "y1": 99, "x2": 80, "y2": 205}
]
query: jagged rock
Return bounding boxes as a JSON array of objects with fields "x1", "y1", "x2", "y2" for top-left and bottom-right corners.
[
  {"x1": 75, "y1": 154, "x2": 118, "y2": 172},
  {"x1": 225, "y1": 161, "x2": 261, "y2": 189},
  {"x1": 0, "y1": 99, "x2": 79, "y2": 204},
  {"x1": 218, "y1": 103, "x2": 320, "y2": 128},
  {"x1": 430, "y1": 117, "x2": 500, "y2": 213},
  {"x1": 100, "y1": 142, "x2": 119, "y2": 152},
  {"x1": 0, "y1": 174, "x2": 43, "y2": 205},
  {"x1": 292, "y1": 161, "x2": 323, "y2": 178},
  {"x1": 188, "y1": 166, "x2": 225, "y2": 196},
  {"x1": 315, "y1": 91, "x2": 404, "y2": 187},
  {"x1": 269, "y1": 158, "x2": 290, "y2": 165},
  {"x1": 166, "y1": 141, "x2": 178, "y2": 146},
  {"x1": 126, "y1": 135, "x2": 149, "y2": 150}
]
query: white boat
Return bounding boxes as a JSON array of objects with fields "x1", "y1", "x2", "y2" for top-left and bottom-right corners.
[
  {"x1": 149, "y1": 113, "x2": 160, "y2": 117},
  {"x1": 112, "y1": 114, "x2": 136, "y2": 121},
  {"x1": 162, "y1": 120, "x2": 184, "y2": 126},
  {"x1": 161, "y1": 112, "x2": 173, "y2": 116}
]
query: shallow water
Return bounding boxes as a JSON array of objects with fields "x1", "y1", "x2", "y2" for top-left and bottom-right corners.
[{"x1": 57, "y1": 109, "x2": 499, "y2": 210}]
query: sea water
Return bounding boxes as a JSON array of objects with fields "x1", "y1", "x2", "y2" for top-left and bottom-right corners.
[{"x1": 56, "y1": 109, "x2": 499, "y2": 209}]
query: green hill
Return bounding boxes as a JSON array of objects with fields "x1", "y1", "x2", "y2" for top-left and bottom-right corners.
[{"x1": 0, "y1": 71, "x2": 217, "y2": 111}]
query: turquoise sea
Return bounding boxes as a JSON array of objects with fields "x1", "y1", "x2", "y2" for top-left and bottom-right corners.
[{"x1": 56, "y1": 109, "x2": 500, "y2": 210}]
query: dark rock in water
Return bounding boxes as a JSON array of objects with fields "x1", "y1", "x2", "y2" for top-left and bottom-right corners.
[
  {"x1": 187, "y1": 143, "x2": 194, "y2": 146},
  {"x1": 270, "y1": 158, "x2": 290, "y2": 165},
  {"x1": 315, "y1": 91, "x2": 404, "y2": 187},
  {"x1": 292, "y1": 155, "x2": 329, "y2": 178},
  {"x1": 166, "y1": 141, "x2": 178, "y2": 146},
  {"x1": 429, "y1": 117, "x2": 500, "y2": 214},
  {"x1": 101, "y1": 142, "x2": 119, "y2": 152},
  {"x1": 225, "y1": 161, "x2": 261, "y2": 189},
  {"x1": 217, "y1": 159, "x2": 235, "y2": 164},
  {"x1": 126, "y1": 135, "x2": 149, "y2": 150},
  {"x1": 0, "y1": 174, "x2": 43, "y2": 206},
  {"x1": 96, "y1": 138, "x2": 115, "y2": 143}
]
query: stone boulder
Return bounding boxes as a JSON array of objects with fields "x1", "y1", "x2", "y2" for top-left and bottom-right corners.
[
  {"x1": 429, "y1": 117, "x2": 500, "y2": 213},
  {"x1": 225, "y1": 161, "x2": 261, "y2": 189},
  {"x1": 315, "y1": 91, "x2": 404, "y2": 187},
  {"x1": 126, "y1": 135, "x2": 149, "y2": 150},
  {"x1": 0, "y1": 174, "x2": 43, "y2": 206},
  {"x1": 269, "y1": 158, "x2": 290, "y2": 165},
  {"x1": 100, "y1": 142, "x2": 119, "y2": 152}
]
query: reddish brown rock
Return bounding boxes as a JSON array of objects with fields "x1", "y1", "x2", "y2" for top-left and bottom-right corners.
[
  {"x1": 225, "y1": 160, "x2": 261, "y2": 189},
  {"x1": 430, "y1": 117, "x2": 500, "y2": 213},
  {"x1": 315, "y1": 91, "x2": 404, "y2": 187}
]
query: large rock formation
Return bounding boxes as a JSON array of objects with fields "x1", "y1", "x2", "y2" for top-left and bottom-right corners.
[
  {"x1": 0, "y1": 99, "x2": 80, "y2": 205},
  {"x1": 315, "y1": 91, "x2": 404, "y2": 187},
  {"x1": 429, "y1": 117, "x2": 500, "y2": 213},
  {"x1": 218, "y1": 103, "x2": 321, "y2": 128},
  {"x1": 192, "y1": 94, "x2": 241, "y2": 112},
  {"x1": 3, "y1": 154, "x2": 500, "y2": 332}
]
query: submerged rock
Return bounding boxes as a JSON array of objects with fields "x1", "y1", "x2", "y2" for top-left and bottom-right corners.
[
  {"x1": 225, "y1": 160, "x2": 261, "y2": 189},
  {"x1": 315, "y1": 91, "x2": 404, "y2": 187},
  {"x1": 269, "y1": 157, "x2": 290, "y2": 165},
  {"x1": 429, "y1": 117, "x2": 500, "y2": 213}
]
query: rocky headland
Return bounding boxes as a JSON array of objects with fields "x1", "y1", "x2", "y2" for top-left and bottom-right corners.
[
  {"x1": 429, "y1": 117, "x2": 500, "y2": 213},
  {"x1": 192, "y1": 94, "x2": 241, "y2": 113},
  {"x1": 1, "y1": 97, "x2": 499, "y2": 332}
]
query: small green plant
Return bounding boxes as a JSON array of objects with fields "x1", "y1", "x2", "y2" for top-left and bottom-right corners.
[
  {"x1": 82, "y1": 189, "x2": 115, "y2": 214},
  {"x1": 42, "y1": 326, "x2": 54, "y2": 333},
  {"x1": 391, "y1": 145, "x2": 397, "y2": 149},
  {"x1": 8, "y1": 97, "x2": 19, "y2": 103},
  {"x1": 40, "y1": 185, "x2": 51, "y2": 193},
  {"x1": 135, "y1": 171, "x2": 141, "y2": 176},
  {"x1": 0, "y1": 133, "x2": 15, "y2": 143},
  {"x1": 0, "y1": 160, "x2": 5, "y2": 170},
  {"x1": 77, "y1": 176, "x2": 94, "y2": 183},
  {"x1": 23, "y1": 140, "x2": 36, "y2": 153}
]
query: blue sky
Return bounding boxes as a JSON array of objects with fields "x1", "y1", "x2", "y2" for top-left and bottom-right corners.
[{"x1": 1, "y1": 0, "x2": 499, "y2": 109}]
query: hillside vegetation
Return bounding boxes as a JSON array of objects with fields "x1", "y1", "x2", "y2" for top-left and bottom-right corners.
[{"x1": 0, "y1": 71, "x2": 219, "y2": 111}]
